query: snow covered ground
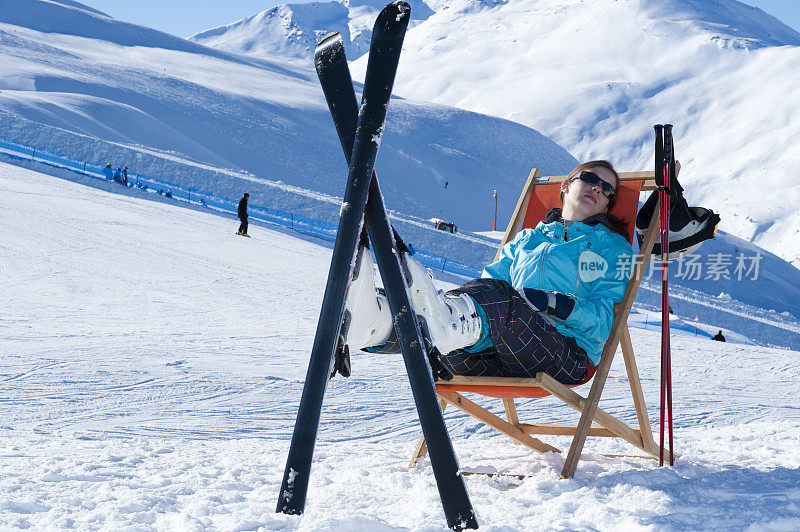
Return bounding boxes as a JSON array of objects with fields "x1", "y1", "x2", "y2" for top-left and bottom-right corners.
[{"x1": 3, "y1": 162, "x2": 800, "y2": 530}]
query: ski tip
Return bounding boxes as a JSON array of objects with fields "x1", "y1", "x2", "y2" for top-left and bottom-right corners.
[
  {"x1": 316, "y1": 31, "x2": 341, "y2": 50},
  {"x1": 315, "y1": 32, "x2": 344, "y2": 65},
  {"x1": 375, "y1": 1, "x2": 411, "y2": 33},
  {"x1": 393, "y1": 0, "x2": 412, "y2": 22},
  {"x1": 392, "y1": 0, "x2": 411, "y2": 15}
]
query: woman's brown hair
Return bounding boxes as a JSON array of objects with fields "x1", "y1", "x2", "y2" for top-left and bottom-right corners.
[{"x1": 560, "y1": 160, "x2": 629, "y2": 238}]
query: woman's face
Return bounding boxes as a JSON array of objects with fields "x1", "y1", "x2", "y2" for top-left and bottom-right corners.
[{"x1": 561, "y1": 166, "x2": 617, "y2": 220}]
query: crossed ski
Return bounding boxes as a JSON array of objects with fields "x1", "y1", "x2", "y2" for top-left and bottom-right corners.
[{"x1": 276, "y1": 2, "x2": 477, "y2": 530}]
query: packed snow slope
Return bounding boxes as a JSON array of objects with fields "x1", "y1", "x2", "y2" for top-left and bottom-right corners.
[
  {"x1": 196, "y1": 0, "x2": 800, "y2": 268},
  {"x1": 4, "y1": 0, "x2": 800, "y2": 345},
  {"x1": 6, "y1": 0, "x2": 799, "y2": 330},
  {"x1": 3, "y1": 161, "x2": 800, "y2": 530},
  {"x1": 0, "y1": 0, "x2": 578, "y2": 241},
  {"x1": 8, "y1": 147, "x2": 800, "y2": 351}
]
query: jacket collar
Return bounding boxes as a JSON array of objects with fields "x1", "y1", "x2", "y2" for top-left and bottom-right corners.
[{"x1": 544, "y1": 208, "x2": 610, "y2": 229}]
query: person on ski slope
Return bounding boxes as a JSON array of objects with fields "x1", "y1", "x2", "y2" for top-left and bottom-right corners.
[
  {"x1": 103, "y1": 163, "x2": 114, "y2": 181},
  {"x1": 237, "y1": 193, "x2": 250, "y2": 237},
  {"x1": 343, "y1": 161, "x2": 634, "y2": 384}
]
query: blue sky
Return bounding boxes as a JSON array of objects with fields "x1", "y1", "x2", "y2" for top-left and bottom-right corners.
[
  {"x1": 78, "y1": 0, "x2": 799, "y2": 38},
  {"x1": 78, "y1": 1, "x2": 285, "y2": 37}
]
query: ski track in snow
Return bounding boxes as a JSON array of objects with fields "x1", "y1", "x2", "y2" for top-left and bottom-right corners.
[{"x1": 1, "y1": 162, "x2": 799, "y2": 530}]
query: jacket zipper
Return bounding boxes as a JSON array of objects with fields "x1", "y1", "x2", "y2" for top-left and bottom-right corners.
[
  {"x1": 574, "y1": 241, "x2": 591, "y2": 294},
  {"x1": 540, "y1": 242, "x2": 550, "y2": 288},
  {"x1": 544, "y1": 223, "x2": 565, "y2": 288}
]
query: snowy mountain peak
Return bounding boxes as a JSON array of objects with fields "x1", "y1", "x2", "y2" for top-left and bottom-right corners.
[
  {"x1": 191, "y1": 0, "x2": 800, "y2": 66},
  {"x1": 643, "y1": 0, "x2": 800, "y2": 48},
  {"x1": 335, "y1": 0, "x2": 799, "y2": 267},
  {"x1": 190, "y1": 2, "x2": 352, "y2": 61},
  {"x1": 190, "y1": 0, "x2": 437, "y2": 61}
]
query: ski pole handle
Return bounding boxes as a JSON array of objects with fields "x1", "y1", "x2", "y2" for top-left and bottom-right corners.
[{"x1": 654, "y1": 125, "x2": 664, "y2": 188}]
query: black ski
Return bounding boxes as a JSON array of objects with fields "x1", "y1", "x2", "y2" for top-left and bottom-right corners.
[
  {"x1": 276, "y1": 1, "x2": 411, "y2": 519},
  {"x1": 315, "y1": 31, "x2": 454, "y2": 383},
  {"x1": 312, "y1": 30, "x2": 477, "y2": 531}
]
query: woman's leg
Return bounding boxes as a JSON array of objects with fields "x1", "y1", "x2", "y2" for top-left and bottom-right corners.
[
  {"x1": 366, "y1": 329, "x2": 501, "y2": 376},
  {"x1": 366, "y1": 278, "x2": 586, "y2": 383},
  {"x1": 438, "y1": 350, "x2": 501, "y2": 376},
  {"x1": 453, "y1": 279, "x2": 589, "y2": 384}
]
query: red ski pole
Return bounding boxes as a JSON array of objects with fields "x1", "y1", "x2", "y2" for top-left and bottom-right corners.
[
  {"x1": 654, "y1": 124, "x2": 675, "y2": 466},
  {"x1": 657, "y1": 124, "x2": 675, "y2": 466},
  {"x1": 654, "y1": 125, "x2": 665, "y2": 466},
  {"x1": 660, "y1": 162, "x2": 671, "y2": 466},
  {"x1": 664, "y1": 125, "x2": 675, "y2": 466}
]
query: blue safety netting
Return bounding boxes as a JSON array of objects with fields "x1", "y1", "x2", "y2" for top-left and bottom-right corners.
[{"x1": 0, "y1": 137, "x2": 481, "y2": 278}]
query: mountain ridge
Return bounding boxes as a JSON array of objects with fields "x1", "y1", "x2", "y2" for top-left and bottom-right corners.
[
  {"x1": 190, "y1": 0, "x2": 800, "y2": 267},
  {"x1": 0, "y1": 0, "x2": 578, "y2": 265},
  {"x1": 190, "y1": 0, "x2": 800, "y2": 63}
]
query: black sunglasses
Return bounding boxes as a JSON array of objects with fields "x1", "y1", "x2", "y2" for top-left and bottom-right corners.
[{"x1": 577, "y1": 171, "x2": 616, "y2": 199}]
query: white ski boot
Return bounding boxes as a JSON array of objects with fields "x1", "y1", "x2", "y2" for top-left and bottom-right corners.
[
  {"x1": 403, "y1": 255, "x2": 482, "y2": 354},
  {"x1": 342, "y1": 246, "x2": 393, "y2": 351}
]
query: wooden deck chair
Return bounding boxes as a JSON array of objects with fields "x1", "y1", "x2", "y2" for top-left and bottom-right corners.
[{"x1": 409, "y1": 167, "x2": 663, "y2": 479}]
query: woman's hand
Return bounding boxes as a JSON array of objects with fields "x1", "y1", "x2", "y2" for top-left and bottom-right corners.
[{"x1": 518, "y1": 288, "x2": 575, "y2": 321}]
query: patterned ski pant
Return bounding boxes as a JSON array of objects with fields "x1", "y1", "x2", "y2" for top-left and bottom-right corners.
[{"x1": 371, "y1": 278, "x2": 590, "y2": 384}]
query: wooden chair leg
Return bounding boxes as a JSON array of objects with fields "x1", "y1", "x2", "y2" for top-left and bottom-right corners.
[
  {"x1": 408, "y1": 399, "x2": 447, "y2": 470},
  {"x1": 502, "y1": 398, "x2": 521, "y2": 445},
  {"x1": 502, "y1": 398, "x2": 519, "y2": 426},
  {"x1": 438, "y1": 391, "x2": 560, "y2": 455},
  {"x1": 620, "y1": 324, "x2": 659, "y2": 456},
  {"x1": 559, "y1": 358, "x2": 614, "y2": 478}
]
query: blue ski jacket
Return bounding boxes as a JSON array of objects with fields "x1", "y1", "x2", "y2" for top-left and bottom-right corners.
[{"x1": 482, "y1": 210, "x2": 634, "y2": 365}]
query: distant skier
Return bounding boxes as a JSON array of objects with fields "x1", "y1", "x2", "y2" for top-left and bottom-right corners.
[
  {"x1": 103, "y1": 163, "x2": 113, "y2": 181},
  {"x1": 122, "y1": 166, "x2": 129, "y2": 186},
  {"x1": 114, "y1": 168, "x2": 123, "y2": 184},
  {"x1": 712, "y1": 330, "x2": 726, "y2": 342},
  {"x1": 237, "y1": 193, "x2": 250, "y2": 237}
]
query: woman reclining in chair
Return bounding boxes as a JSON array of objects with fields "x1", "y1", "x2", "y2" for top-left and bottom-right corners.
[{"x1": 343, "y1": 160, "x2": 634, "y2": 385}]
